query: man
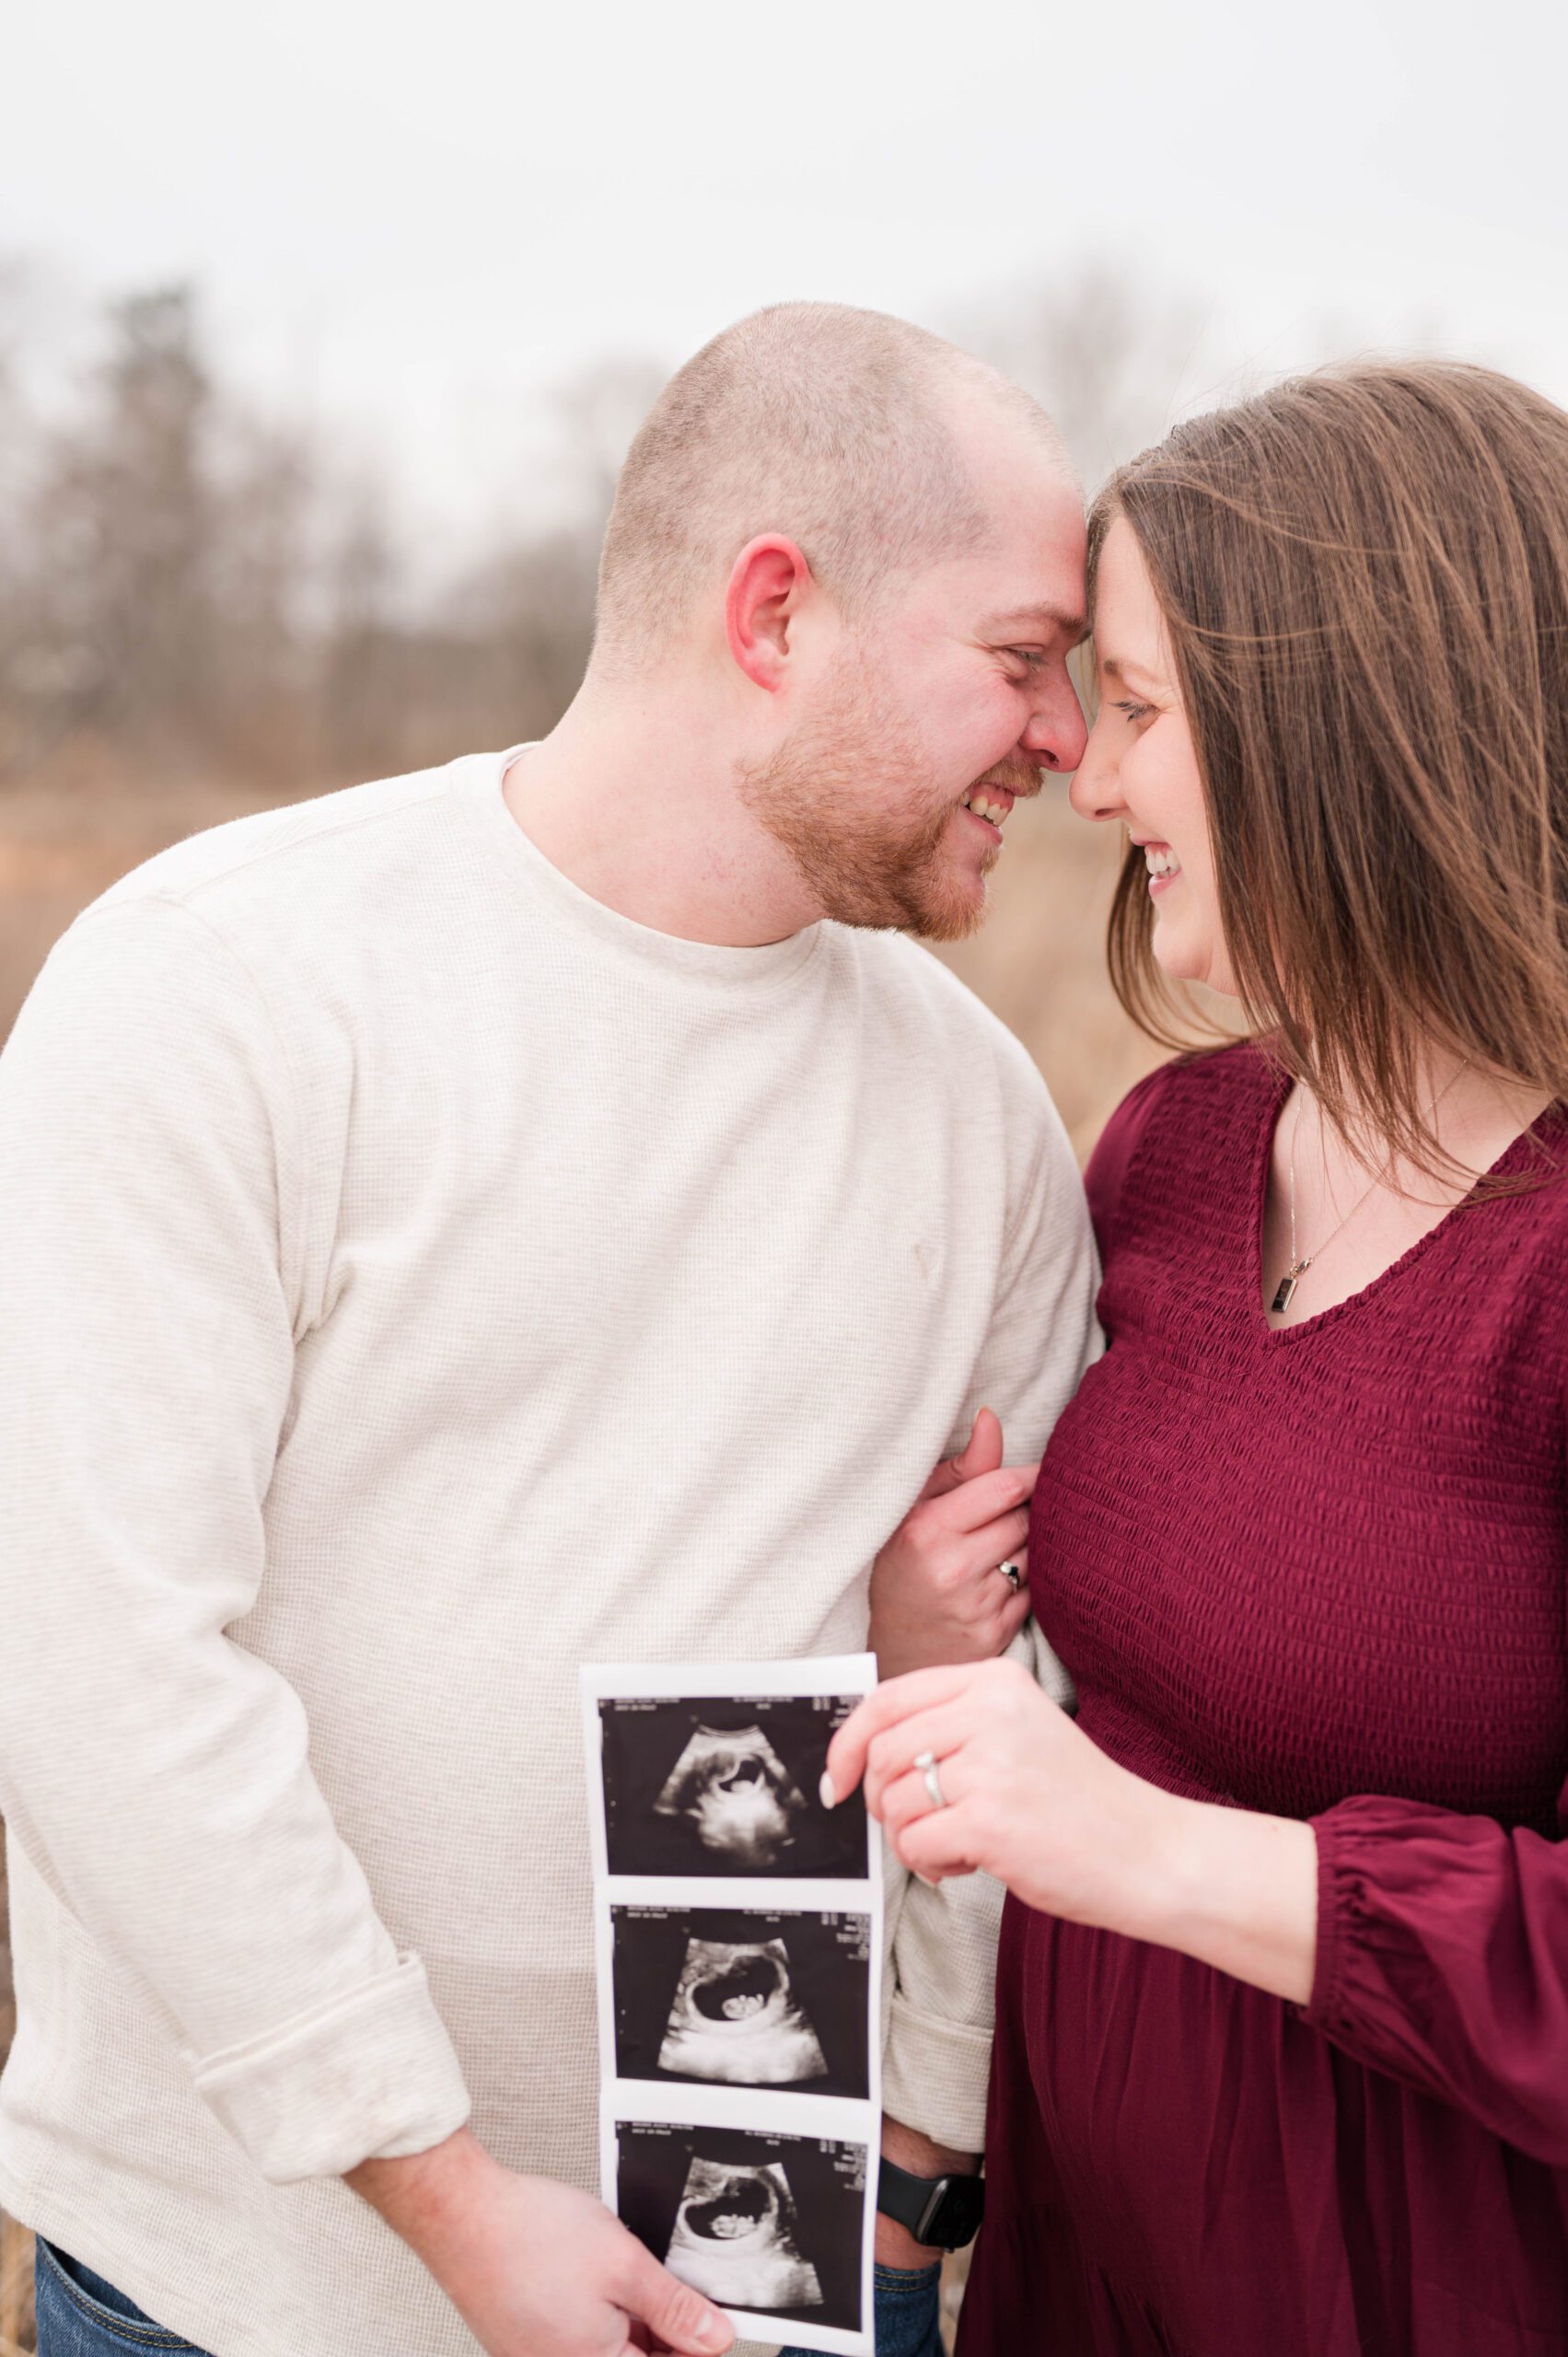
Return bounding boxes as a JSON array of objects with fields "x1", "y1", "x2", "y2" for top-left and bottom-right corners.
[{"x1": 0, "y1": 302, "x2": 1096, "y2": 2357}]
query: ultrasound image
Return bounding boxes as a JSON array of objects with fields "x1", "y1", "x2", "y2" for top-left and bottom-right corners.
[
  {"x1": 617, "y1": 2120, "x2": 866, "y2": 2333},
  {"x1": 662, "y1": 1938, "x2": 826, "y2": 2083},
  {"x1": 656, "y1": 1724, "x2": 807, "y2": 1868},
  {"x1": 668, "y1": 2156, "x2": 823, "y2": 2311},
  {"x1": 599, "y1": 1694, "x2": 870, "y2": 1878},
  {"x1": 613, "y1": 1904, "x2": 871, "y2": 2098}
]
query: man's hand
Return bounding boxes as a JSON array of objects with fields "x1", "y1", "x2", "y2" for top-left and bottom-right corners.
[
  {"x1": 868, "y1": 1409, "x2": 1036, "y2": 1680},
  {"x1": 875, "y1": 2115, "x2": 979, "y2": 2269},
  {"x1": 347, "y1": 2129, "x2": 732, "y2": 2357}
]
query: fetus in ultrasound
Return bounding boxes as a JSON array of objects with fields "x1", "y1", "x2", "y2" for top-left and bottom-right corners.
[
  {"x1": 657, "y1": 1938, "x2": 828, "y2": 2087},
  {"x1": 666, "y1": 2158, "x2": 823, "y2": 2312},
  {"x1": 654, "y1": 1725, "x2": 808, "y2": 1869}
]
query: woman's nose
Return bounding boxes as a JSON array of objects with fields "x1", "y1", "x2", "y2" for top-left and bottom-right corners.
[{"x1": 1067, "y1": 722, "x2": 1125, "y2": 823}]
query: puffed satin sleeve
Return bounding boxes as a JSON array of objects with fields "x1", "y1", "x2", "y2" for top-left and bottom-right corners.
[{"x1": 1306, "y1": 1788, "x2": 1568, "y2": 2165}]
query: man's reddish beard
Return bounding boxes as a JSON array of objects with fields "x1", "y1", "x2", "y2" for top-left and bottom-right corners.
[{"x1": 736, "y1": 674, "x2": 1037, "y2": 943}]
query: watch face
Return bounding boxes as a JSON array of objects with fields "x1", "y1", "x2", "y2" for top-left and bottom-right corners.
[{"x1": 923, "y1": 2174, "x2": 986, "y2": 2249}]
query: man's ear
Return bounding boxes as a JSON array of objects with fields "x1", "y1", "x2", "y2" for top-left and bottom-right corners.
[{"x1": 725, "y1": 535, "x2": 813, "y2": 691}]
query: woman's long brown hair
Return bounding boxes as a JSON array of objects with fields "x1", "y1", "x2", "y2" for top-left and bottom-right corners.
[{"x1": 1091, "y1": 360, "x2": 1568, "y2": 1178}]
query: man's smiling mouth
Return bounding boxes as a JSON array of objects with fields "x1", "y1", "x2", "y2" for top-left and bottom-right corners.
[{"x1": 961, "y1": 786, "x2": 1014, "y2": 828}]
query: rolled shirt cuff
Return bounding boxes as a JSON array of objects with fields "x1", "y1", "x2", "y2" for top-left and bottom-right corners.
[
  {"x1": 881, "y1": 1987, "x2": 994, "y2": 2154},
  {"x1": 189, "y1": 1950, "x2": 471, "y2": 2182}
]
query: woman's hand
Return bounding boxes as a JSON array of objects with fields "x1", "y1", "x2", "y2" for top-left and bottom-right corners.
[
  {"x1": 823, "y1": 1660, "x2": 1319, "y2": 2004},
  {"x1": 867, "y1": 1410, "x2": 1038, "y2": 1679},
  {"x1": 826, "y1": 1657, "x2": 1163, "y2": 1923}
]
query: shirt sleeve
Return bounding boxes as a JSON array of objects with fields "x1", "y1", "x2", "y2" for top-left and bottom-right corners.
[
  {"x1": 881, "y1": 1058, "x2": 1101, "y2": 2151},
  {"x1": 1304, "y1": 1786, "x2": 1568, "y2": 2166},
  {"x1": 0, "y1": 897, "x2": 471, "y2": 2183}
]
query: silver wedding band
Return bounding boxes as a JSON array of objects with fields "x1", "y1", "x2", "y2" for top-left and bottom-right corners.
[
  {"x1": 913, "y1": 1748, "x2": 947, "y2": 1811},
  {"x1": 999, "y1": 1560, "x2": 1022, "y2": 1593}
]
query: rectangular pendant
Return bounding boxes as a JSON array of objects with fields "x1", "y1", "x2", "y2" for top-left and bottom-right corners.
[{"x1": 1271, "y1": 1272, "x2": 1298, "y2": 1316}]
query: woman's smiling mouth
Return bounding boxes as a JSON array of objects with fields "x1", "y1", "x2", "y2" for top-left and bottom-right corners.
[{"x1": 1132, "y1": 836, "x2": 1182, "y2": 895}]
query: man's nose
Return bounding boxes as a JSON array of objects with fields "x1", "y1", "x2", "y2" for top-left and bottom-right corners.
[{"x1": 1022, "y1": 672, "x2": 1088, "y2": 774}]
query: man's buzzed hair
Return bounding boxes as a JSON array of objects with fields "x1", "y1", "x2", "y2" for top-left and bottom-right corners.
[{"x1": 593, "y1": 301, "x2": 1069, "y2": 667}]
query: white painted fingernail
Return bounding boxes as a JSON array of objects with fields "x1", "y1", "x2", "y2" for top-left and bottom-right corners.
[{"x1": 819, "y1": 1772, "x2": 837, "y2": 1810}]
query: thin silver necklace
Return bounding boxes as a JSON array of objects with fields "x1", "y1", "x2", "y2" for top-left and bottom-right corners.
[{"x1": 1270, "y1": 1063, "x2": 1470, "y2": 1318}]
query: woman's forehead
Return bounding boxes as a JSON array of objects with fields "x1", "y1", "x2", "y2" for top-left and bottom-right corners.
[{"x1": 1092, "y1": 523, "x2": 1173, "y2": 680}]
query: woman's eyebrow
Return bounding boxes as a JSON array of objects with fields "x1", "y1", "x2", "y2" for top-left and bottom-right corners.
[{"x1": 1099, "y1": 653, "x2": 1162, "y2": 687}]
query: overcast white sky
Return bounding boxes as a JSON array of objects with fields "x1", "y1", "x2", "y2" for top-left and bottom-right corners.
[{"x1": 5, "y1": 0, "x2": 1565, "y2": 554}]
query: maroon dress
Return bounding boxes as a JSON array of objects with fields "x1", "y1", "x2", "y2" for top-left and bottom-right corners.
[{"x1": 959, "y1": 1042, "x2": 1568, "y2": 2356}]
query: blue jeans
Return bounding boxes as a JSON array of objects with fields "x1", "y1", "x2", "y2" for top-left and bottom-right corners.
[
  {"x1": 780, "y1": 2258, "x2": 944, "y2": 2357},
  {"x1": 35, "y1": 2235, "x2": 938, "y2": 2357},
  {"x1": 34, "y1": 2241, "x2": 211, "y2": 2355}
]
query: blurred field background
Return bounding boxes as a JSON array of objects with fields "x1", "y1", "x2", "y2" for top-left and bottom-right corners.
[{"x1": 6, "y1": 0, "x2": 1562, "y2": 2329}]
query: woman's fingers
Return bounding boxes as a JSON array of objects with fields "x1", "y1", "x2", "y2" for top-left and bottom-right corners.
[
  {"x1": 882, "y1": 1762, "x2": 987, "y2": 1883},
  {"x1": 927, "y1": 1508, "x2": 1028, "y2": 1608},
  {"x1": 823, "y1": 1666, "x2": 981, "y2": 1803},
  {"x1": 971, "y1": 1503, "x2": 1031, "y2": 1564},
  {"x1": 981, "y1": 1506, "x2": 1031, "y2": 1574},
  {"x1": 881, "y1": 1758, "x2": 967, "y2": 1845},
  {"x1": 995, "y1": 1581, "x2": 1033, "y2": 1651},
  {"x1": 955, "y1": 1532, "x2": 1031, "y2": 1647},
  {"x1": 934, "y1": 1463, "x2": 1039, "y2": 1538},
  {"x1": 912, "y1": 1408, "x2": 1004, "y2": 1504},
  {"x1": 862, "y1": 1699, "x2": 982, "y2": 1815},
  {"x1": 890, "y1": 1794, "x2": 984, "y2": 1884}
]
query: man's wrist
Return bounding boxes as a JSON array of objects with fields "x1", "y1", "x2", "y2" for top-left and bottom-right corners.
[
  {"x1": 876, "y1": 2116, "x2": 979, "y2": 2264},
  {"x1": 875, "y1": 2211, "x2": 943, "y2": 2270},
  {"x1": 346, "y1": 2126, "x2": 497, "y2": 2273}
]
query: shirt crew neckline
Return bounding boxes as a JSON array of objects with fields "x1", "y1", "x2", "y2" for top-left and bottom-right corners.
[{"x1": 466, "y1": 745, "x2": 825, "y2": 991}]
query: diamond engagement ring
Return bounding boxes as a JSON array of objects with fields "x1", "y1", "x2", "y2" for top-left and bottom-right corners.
[
  {"x1": 913, "y1": 1749, "x2": 947, "y2": 1811},
  {"x1": 999, "y1": 1561, "x2": 1023, "y2": 1592}
]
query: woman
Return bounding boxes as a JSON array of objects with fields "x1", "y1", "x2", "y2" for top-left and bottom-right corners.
[{"x1": 829, "y1": 361, "x2": 1568, "y2": 2353}]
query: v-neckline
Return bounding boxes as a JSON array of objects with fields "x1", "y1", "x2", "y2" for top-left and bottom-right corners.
[{"x1": 1245, "y1": 1060, "x2": 1562, "y2": 1345}]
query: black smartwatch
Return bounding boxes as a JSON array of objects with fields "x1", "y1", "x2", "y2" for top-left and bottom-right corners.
[{"x1": 877, "y1": 2157, "x2": 986, "y2": 2252}]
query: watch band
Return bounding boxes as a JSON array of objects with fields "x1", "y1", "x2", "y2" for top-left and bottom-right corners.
[{"x1": 877, "y1": 2156, "x2": 986, "y2": 2251}]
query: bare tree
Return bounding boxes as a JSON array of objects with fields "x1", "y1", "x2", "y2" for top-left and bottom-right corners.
[
  {"x1": 954, "y1": 263, "x2": 1215, "y2": 491},
  {"x1": 547, "y1": 354, "x2": 669, "y2": 525},
  {"x1": 45, "y1": 288, "x2": 217, "y2": 749}
]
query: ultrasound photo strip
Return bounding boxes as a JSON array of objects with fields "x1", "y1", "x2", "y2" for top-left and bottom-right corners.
[{"x1": 582, "y1": 1656, "x2": 883, "y2": 2356}]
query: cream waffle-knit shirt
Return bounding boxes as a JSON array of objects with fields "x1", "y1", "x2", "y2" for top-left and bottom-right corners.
[{"x1": 0, "y1": 749, "x2": 1098, "y2": 2357}]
